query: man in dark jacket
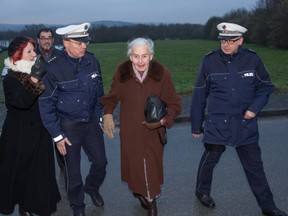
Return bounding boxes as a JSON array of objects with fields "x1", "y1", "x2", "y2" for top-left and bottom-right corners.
[
  {"x1": 190, "y1": 22, "x2": 287, "y2": 216},
  {"x1": 36, "y1": 27, "x2": 64, "y2": 171},
  {"x1": 38, "y1": 23, "x2": 107, "y2": 216},
  {"x1": 36, "y1": 28, "x2": 60, "y2": 62}
]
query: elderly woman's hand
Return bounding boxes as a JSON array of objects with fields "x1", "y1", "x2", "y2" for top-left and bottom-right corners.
[
  {"x1": 103, "y1": 114, "x2": 115, "y2": 139},
  {"x1": 142, "y1": 121, "x2": 162, "y2": 130}
]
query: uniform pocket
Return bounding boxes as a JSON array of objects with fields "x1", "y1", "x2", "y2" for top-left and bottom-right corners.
[
  {"x1": 240, "y1": 118, "x2": 258, "y2": 141},
  {"x1": 209, "y1": 74, "x2": 229, "y2": 89},
  {"x1": 57, "y1": 80, "x2": 83, "y2": 117},
  {"x1": 58, "y1": 80, "x2": 81, "y2": 93},
  {"x1": 205, "y1": 115, "x2": 231, "y2": 141}
]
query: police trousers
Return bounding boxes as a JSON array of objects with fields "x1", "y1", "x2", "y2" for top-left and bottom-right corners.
[
  {"x1": 196, "y1": 143, "x2": 277, "y2": 211},
  {"x1": 60, "y1": 117, "x2": 107, "y2": 211}
]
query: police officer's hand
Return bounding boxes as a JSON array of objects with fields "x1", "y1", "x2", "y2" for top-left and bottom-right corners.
[
  {"x1": 56, "y1": 137, "x2": 72, "y2": 155},
  {"x1": 103, "y1": 114, "x2": 115, "y2": 139},
  {"x1": 31, "y1": 55, "x2": 46, "y2": 81},
  {"x1": 192, "y1": 126, "x2": 204, "y2": 138},
  {"x1": 244, "y1": 110, "x2": 256, "y2": 119},
  {"x1": 142, "y1": 121, "x2": 161, "y2": 130},
  {"x1": 192, "y1": 133, "x2": 201, "y2": 138}
]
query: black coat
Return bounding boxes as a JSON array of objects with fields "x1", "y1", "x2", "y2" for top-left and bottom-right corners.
[{"x1": 0, "y1": 71, "x2": 61, "y2": 215}]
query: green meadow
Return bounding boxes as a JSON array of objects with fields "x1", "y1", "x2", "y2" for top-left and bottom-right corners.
[{"x1": 1, "y1": 39, "x2": 287, "y2": 94}]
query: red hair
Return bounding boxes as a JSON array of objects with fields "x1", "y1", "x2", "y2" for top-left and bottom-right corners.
[{"x1": 8, "y1": 36, "x2": 36, "y2": 63}]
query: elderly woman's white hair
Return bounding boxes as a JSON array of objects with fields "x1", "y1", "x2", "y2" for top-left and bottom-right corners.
[{"x1": 127, "y1": 37, "x2": 154, "y2": 57}]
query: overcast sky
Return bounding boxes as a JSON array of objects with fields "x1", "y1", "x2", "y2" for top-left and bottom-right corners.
[{"x1": 1, "y1": 0, "x2": 258, "y2": 25}]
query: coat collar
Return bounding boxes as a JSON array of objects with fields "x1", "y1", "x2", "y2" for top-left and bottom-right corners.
[
  {"x1": 4, "y1": 57, "x2": 35, "y2": 74},
  {"x1": 220, "y1": 45, "x2": 243, "y2": 61},
  {"x1": 118, "y1": 60, "x2": 165, "y2": 83}
]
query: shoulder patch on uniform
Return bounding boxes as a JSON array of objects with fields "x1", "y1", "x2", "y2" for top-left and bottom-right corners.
[
  {"x1": 47, "y1": 56, "x2": 57, "y2": 64},
  {"x1": 86, "y1": 50, "x2": 93, "y2": 55},
  {"x1": 205, "y1": 50, "x2": 215, "y2": 56},
  {"x1": 247, "y1": 48, "x2": 256, "y2": 53}
]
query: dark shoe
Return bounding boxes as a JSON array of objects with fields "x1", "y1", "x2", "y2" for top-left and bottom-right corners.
[
  {"x1": 73, "y1": 212, "x2": 86, "y2": 216},
  {"x1": 133, "y1": 193, "x2": 149, "y2": 209},
  {"x1": 147, "y1": 199, "x2": 157, "y2": 216},
  {"x1": 195, "y1": 192, "x2": 215, "y2": 208},
  {"x1": 262, "y1": 208, "x2": 287, "y2": 216},
  {"x1": 72, "y1": 210, "x2": 86, "y2": 216},
  {"x1": 71, "y1": 206, "x2": 86, "y2": 216},
  {"x1": 18, "y1": 206, "x2": 33, "y2": 216},
  {"x1": 86, "y1": 191, "x2": 104, "y2": 207}
]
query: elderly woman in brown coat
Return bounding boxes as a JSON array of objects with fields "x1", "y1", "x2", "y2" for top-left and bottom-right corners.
[{"x1": 101, "y1": 37, "x2": 181, "y2": 216}]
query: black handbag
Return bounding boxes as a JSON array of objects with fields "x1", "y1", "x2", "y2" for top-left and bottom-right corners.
[
  {"x1": 144, "y1": 93, "x2": 167, "y2": 145},
  {"x1": 144, "y1": 93, "x2": 167, "y2": 123}
]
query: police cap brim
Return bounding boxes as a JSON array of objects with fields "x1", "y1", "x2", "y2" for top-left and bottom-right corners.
[{"x1": 71, "y1": 36, "x2": 91, "y2": 43}]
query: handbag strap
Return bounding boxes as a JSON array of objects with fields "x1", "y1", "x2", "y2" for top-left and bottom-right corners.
[{"x1": 157, "y1": 127, "x2": 167, "y2": 146}]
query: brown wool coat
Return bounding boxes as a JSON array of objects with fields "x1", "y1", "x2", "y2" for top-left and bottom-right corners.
[{"x1": 101, "y1": 60, "x2": 181, "y2": 198}]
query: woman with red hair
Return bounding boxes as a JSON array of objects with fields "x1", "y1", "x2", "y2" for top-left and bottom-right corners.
[{"x1": 0, "y1": 36, "x2": 61, "y2": 216}]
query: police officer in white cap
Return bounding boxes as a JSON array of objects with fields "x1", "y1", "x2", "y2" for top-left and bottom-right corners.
[
  {"x1": 190, "y1": 22, "x2": 287, "y2": 216},
  {"x1": 39, "y1": 23, "x2": 107, "y2": 216}
]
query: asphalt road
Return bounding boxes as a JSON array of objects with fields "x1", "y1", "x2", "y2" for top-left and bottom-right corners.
[{"x1": 1, "y1": 116, "x2": 288, "y2": 216}]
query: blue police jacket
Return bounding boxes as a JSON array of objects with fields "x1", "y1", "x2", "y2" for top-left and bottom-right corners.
[
  {"x1": 39, "y1": 50, "x2": 104, "y2": 139},
  {"x1": 190, "y1": 46, "x2": 274, "y2": 147}
]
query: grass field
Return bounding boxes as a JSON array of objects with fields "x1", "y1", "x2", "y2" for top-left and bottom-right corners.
[{"x1": 1, "y1": 39, "x2": 287, "y2": 94}]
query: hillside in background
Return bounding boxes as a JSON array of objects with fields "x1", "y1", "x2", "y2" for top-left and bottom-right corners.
[
  {"x1": 0, "y1": 24, "x2": 26, "y2": 32},
  {"x1": 90, "y1": 20, "x2": 134, "y2": 27},
  {"x1": 0, "y1": 20, "x2": 135, "y2": 32}
]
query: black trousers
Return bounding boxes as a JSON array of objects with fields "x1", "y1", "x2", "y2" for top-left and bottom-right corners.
[
  {"x1": 196, "y1": 143, "x2": 277, "y2": 211},
  {"x1": 61, "y1": 117, "x2": 107, "y2": 212}
]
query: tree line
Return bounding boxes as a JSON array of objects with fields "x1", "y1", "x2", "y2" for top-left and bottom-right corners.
[{"x1": 0, "y1": 0, "x2": 287, "y2": 49}]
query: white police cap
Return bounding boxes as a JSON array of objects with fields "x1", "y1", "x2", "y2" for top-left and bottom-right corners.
[
  {"x1": 217, "y1": 22, "x2": 247, "y2": 39},
  {"x1": 56, "y1": 22, "x2": 91, "y2": 42}
]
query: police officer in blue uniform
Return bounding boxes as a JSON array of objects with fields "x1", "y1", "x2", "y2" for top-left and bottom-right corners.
[
  {"x1": 190, "y1": 22, "x2": 287, "y2": 216},
  {"x1": 39, "y1": 23, "x2": 107, "y2": 216}
]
